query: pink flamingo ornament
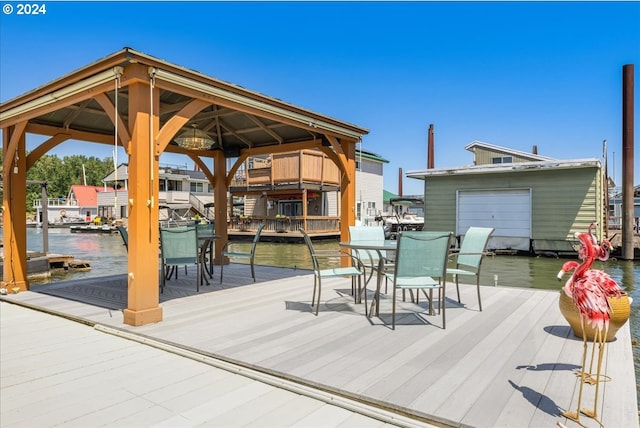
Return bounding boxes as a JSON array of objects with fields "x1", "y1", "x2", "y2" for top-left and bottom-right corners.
[{"x1": 557, "y1": 226, "x2": 622, "y2": 427}]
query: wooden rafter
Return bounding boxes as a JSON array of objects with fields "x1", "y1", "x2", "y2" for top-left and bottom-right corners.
[
  {"x1": 2, "y1": 121, "x2": 27, "y2": 174},
  {"x1": 26, "y1": 133, "x2": 71, "y2": 169},
  {"x1": 155, "y1": 98, "x2": 212, "y2": 154},
  {"x1": 94, "y1": 93, "x2": 131, "y2": 151},
  {"x1": 247, "y1": 114, "x2": 284, "y2": 143}
]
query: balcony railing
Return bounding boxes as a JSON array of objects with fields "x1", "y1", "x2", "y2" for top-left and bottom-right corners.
[
  {"x1": 229, "y1": 216, "x2": 340, "y2": 235},
  {"x1": 230, "y1": 150, "x2": 340, "y2": 190}
]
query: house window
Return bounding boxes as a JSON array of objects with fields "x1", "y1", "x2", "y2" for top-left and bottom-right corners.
[
  {"x1": 279, "y1": 201, "x2": 302, "y2": 217},
  {"x1": 190, "y1": 182, "x2": 204, "y2": 192},
  {"x1": 492, "y1": 156, "x2": 513, "y2": 164},
  {"x1": 167, "y1": 180, "x2": 182, "y2": 191}
]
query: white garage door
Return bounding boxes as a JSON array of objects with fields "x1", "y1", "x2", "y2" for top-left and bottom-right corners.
[{"x1": 457, "y1": 189, "x2": 531, "y2": 251}]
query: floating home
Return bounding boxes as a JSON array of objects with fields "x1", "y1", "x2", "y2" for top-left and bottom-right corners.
[{"x1": 407, "y1": 141, "x2": 607, "y2": 255}]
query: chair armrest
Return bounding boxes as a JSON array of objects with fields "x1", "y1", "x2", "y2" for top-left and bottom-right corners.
[
  {"x1": 448, "y1": 251, "x2": 491, "y2": 259},
  {"x1": 313, "y1": 250, "x2": 365, "y2": 271}
]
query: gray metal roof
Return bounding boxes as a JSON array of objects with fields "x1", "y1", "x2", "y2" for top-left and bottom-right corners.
[{"x1": 406, "y1": 158, "x2": 601, "y2": 179}]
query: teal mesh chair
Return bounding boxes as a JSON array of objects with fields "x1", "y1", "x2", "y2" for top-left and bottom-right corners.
[
  {"x1": 447, "y1": 227, "x2": 494, "y2": 311},
  {"x1": 300, "y1": 228, "x2": 366, "y2": 316},
  {"x1": 348, "y1": 225, "x2": 395, "y2": 295},
  {"x1": 116, "y1": 225, "x2": 128, "y2": 251},
  {"x1": 220, "y1": 222, "x2": 265, "y2": 283},
  {"x1": 160, "y1": 226, "x2": 201, "y2": 292},
  {"x1": 384, "y1": 231, "x2": 453, "y2": 330}
]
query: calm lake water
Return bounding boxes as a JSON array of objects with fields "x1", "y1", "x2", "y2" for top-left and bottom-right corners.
[{"x1": 11, "y1": 228, "x2": 640, "y2": 400}]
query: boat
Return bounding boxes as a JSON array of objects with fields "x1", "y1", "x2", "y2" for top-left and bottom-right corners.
[
  {"x1": 375, "y1": 197, "x2": 425, "y2": 239},
  {"x1": 69, "y1": 224, "x2": 118, "y2": 234},
  {"x1": 37, "y1": 218, "x2": 91, "y2": 228}
]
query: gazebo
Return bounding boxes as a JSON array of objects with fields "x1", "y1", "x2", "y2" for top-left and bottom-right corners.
[{"x1": 0, "y1": 47, "x2": 368, "y2": 326}]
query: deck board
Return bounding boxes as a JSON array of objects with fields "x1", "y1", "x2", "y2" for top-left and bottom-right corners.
[{"x1": 3, "y1": 263, "x2": 636, "y2": 428}]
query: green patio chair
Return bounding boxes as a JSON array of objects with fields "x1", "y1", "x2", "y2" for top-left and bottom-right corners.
[
  {"x1": 116, "y1": 225, "x2": 128, "y2": 251},
  {"x1": 447, "y1": 227, "x2": 494, "y2": 311},
  {"x1": 348, "y1": 225, "x2": 395, "y2": 294},
  {"x1": 160, "y1": 226, "x2": 201, "y2": 293},
  {"x1": 220, "y1": 222, "x2": 265, "y2": 283},
  {"x1": 384, "y1": 231, "x2": 453, "y2": 330},
  {"x1": 300, "y1": 228, "x2": 366, "y2": 316}
]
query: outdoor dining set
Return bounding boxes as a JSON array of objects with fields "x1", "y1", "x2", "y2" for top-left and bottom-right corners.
[
  {"x1": 154, "y1": 221, "x2": 494, "y2": 330},
  {"x1": 303, "y1": 225, "x2": 494, "y2": 330},
  {"x1": 157, "y1": 222, "x2": 265, "y2": 293}
]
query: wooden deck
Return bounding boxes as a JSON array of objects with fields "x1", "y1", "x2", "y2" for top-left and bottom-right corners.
[{"x1": 1, "y1": 264, "x2": 637, "y2": 428}]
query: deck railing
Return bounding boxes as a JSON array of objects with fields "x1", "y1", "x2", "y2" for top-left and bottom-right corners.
[{"x1": 229, "y1": 216, "x2": 340, "y2": 235}]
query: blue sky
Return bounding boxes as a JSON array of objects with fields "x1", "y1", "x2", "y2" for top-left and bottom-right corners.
[{"x1": 1, "y1": 1, "x2": 639, "y2": 195}]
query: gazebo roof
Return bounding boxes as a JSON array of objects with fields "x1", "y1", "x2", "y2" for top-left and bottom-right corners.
[{"x1": 0, "y1": 47, "x2": 368, "y2": 156}]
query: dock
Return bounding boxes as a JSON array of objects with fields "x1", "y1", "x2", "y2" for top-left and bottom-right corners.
[
  {"x1": 1, "y1": 264, "x2": 636, "y2": 428},
  {"x1": 0, "y1": 251, "x2": 90, "y2": 280}
]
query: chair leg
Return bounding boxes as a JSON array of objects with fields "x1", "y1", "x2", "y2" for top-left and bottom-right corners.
[
  {"x1": 196, "y1": 263, "x2": 200, "y2": 292},
  {"x1": 160, "y1": 262, "x2": 166, "y2": 293},
  {"x1": 455, "y1": 275, "x2": 461, "y2": 303},
  {"x1": 442, "y1": 283, "x2": 446, "y2": 329},
  {"x1": 362, "y1": 276, "x2": 368, "y2": 317},
  {"x1": 250, "y1": 259, "x2": 256, "y2": 282},
  {"x1": 476, "y1": 278, "x2": 483, "y2": 311},
  {"x1": 219, "y1": 263, "x2": 224, "y2": 284},
  {"x1": 315, "y1": 277, "x2": 321, "y2": 316},
  {"x1": 392, "y1": 284, "x2": 397, "y2": 330}
]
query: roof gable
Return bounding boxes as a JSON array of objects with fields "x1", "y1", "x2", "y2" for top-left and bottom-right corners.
[
  {"x1": 69, "y1": 185, "x2": 112, "y2": 206},
  {"x1": 465, "y1": 140, "x2": 555, "y2": 162}
]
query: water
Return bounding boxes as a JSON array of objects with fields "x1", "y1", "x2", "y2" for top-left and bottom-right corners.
[{"x1": 10, "y1": 228, "x2": 640, "y2": 400}]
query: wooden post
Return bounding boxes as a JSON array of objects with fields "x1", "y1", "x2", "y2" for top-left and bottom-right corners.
[
  {"x1": 340, "y1": 140, "x2": 357, "y2": 266},
  {"x1": 123, "y1": 81, "x2": 163, "y2": 326},
  {"x1": 214, "y1": 151, "x2": 228, "y2": 264},
  {"x1": 1, "y1": 125, "x2": 28, "y2": 291}
]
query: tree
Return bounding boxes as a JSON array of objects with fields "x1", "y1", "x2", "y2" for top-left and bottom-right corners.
[{"x1": 24, "y1": 154, "x2": 114, "y2": 213}]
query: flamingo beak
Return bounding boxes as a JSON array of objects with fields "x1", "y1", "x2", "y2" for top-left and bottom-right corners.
[{"x1": 557, "y1": 269, "x2": 566, "y2": 281}]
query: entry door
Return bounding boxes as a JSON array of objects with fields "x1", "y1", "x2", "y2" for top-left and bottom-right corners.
[{"x1": 456, "y1": 189, "x2": 531, "y2": 251}]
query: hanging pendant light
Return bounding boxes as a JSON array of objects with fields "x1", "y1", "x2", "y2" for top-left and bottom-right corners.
[{"x1": 174, "y1": 124, "x2": 215, "y2": 150}]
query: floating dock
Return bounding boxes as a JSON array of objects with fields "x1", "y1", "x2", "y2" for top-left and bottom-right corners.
[{"x1": 0, "y1": 250, "x2": 91, "y2": 280}]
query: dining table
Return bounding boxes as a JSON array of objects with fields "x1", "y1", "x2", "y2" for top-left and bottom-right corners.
[{"x1": 339, "y1": 239, "x2": 397, "y2": 317}]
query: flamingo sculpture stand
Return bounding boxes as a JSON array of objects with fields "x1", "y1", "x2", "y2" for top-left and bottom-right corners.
[{"x1": 557, "y1": 224, "x2": 622, "y2": 428}]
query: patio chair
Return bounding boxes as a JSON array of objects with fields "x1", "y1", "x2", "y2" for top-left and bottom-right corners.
[
  {"x1": 348, "y1": 225, "x2": 395, "y2": 294},
  {"x1": 299, "y1": 228, "x2": 366, "y2": 316},
  {"x1": 384, "y1": 231, "x2": 453, "y2": 329},
  {"x1": 116, "y1": 225, "x2": 128, "y2": 251},
  {"x1": 196, "y1": 222, "x2": 216, "y2": 283},
  {"x1": 220, "y1": 222, "x2": 265, "y2": 283},
  {"x1": 160, "y1": 226, "x2": 201, "y2": 293},
  {"x1": 447, "y1": 227, "x2": 494, "y2": 311}
]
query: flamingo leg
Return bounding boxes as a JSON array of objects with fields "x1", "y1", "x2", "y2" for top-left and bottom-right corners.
[
  {"x1": 580, "y1": 325, "x2": 608, "y2": 428},
  {"x1": 563, "y1": 317, "x2": 589, "y2": 425},
  {"x1": 583, "y1": 327, "x2": 599, "y2": 385}
]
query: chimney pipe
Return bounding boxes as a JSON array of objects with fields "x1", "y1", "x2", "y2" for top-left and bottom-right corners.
[
  {"x1": 398, "y1": 168, "x2": 403, "y2": 196},
  {"x1": 622, "y1": 64, "x2": 635, "y2": 260},
  {"x1": 532, "y1": 145, "x2": 538, "y2": 155},
  {"x1": 427, "y1": 124, "x2": 435, "y2": 169}
]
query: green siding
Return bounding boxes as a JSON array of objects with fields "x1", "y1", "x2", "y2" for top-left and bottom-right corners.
[{"x1": 421, "y1": 165, "x2": 602, "y2": 246}]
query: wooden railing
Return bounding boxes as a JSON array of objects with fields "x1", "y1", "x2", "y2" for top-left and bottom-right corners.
[
  {"x1": 228, "y1": 216, "x2": 340, "y2": 235},
  {"x1": 230, "y1": 150, "x2": 340, "y2": 189}
]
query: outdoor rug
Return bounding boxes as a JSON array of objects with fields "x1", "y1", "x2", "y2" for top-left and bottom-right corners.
[{"x1": 30, "y1": 264, "x2": 306, "y2": 310}]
